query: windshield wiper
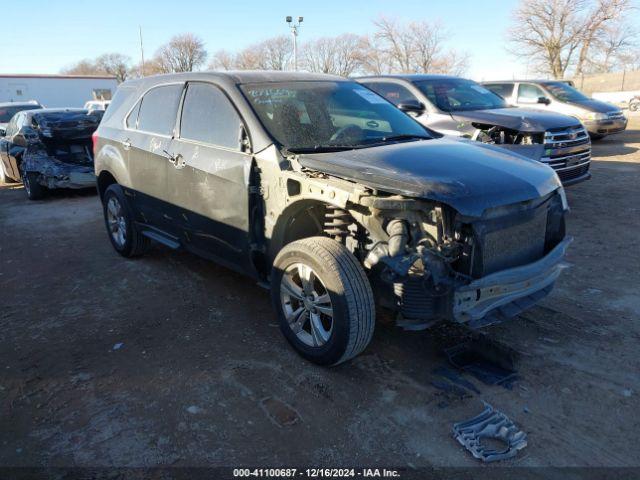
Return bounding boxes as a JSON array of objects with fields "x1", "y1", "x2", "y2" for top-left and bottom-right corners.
[
  {"x1": 368, "y1": 134, "x2": 431, "y2": 144},
  {"x1": 286, "y1": 144, "x2": 360, "y2": 154}
]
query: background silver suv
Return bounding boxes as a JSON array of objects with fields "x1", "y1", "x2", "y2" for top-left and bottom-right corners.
[{"x1": 483, "y1": 80, "x2": 627, "y2": 139}]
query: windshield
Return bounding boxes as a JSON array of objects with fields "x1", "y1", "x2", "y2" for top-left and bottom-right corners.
[
  {"x1": 240, "y1": 81, "x2": 432, "y2": 152},
  {"x1": 542, "y1": 82, "x2": 590, "y2": 102},
  {"x1": 0, "y1": 105, "x2": 40, "y2": 123},
  {"x1": 414, "y1": 78, "x2": 507, "y2": 112}
]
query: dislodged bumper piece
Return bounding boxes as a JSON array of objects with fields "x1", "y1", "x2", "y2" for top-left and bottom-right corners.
[
  {"x1": 453, "y1": 403, "x2": 527, "y2": 462},
  {"x1": 453, "y1": 237, "x2": 572, "y2": 327}
]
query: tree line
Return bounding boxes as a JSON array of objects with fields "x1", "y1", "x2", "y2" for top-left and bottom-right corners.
[{"x1": 62, "y1": 1, "x2": 639, "y2": 83}]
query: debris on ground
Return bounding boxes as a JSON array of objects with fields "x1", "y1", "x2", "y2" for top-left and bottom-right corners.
[
  {"x1": 444, "y1": 335, "x2": 519, "y2": 388},
  {"x1": 432, "y1": 366, "x2": 481, "y2": 395},
  {"x1": 453, "y1": 403, "x2": 527, "y2": 462},
  {"x1": 112, "y1": 342, "x2": 124, "y2": 351},
  {"x1": 186, "y1": 405, "x2": 201, "y2": 414}
]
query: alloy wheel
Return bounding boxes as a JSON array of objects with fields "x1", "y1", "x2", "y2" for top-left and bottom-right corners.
[
  {"x1": 280, "y1": 263, "x2": 334, "y2": 347},
  {"x1": 106, "y1": 196, "x2": 127, "y2": 248}
]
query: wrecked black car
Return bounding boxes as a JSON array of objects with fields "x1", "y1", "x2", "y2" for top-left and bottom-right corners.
[
  {"x1": 357, "y1": 75, "x2": 592, "y2": 186},
  {"x1": 94, "y1": 71, "x2": 571, "y2": 366},
  {"x1": 0, "y1": 109, "x2": 100, "y2": 199}
]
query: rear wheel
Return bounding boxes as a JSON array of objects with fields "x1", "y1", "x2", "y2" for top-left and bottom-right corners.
[
  {"x1": 271, "y1": 236, "x2": 375, "y2": 366},
  {"x1": 102, "y1": 184, "x2": 150, "y2": 257},
  {"x1": 23, "y1": 172, "x2": 46, "y2": 200}
]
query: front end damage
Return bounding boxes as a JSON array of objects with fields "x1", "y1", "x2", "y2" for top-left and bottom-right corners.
[
  {"x1": 351, "y1": 189, "x2": 570, "y2": 329},
  {"x1": 467, "y1": 122, "x2": 592, "y2": 186}
]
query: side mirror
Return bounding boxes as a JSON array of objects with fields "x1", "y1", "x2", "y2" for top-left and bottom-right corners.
[
  {"x1": 398, "y1": 100, "x2": 425, "y2": 117},
  {"x1": 538, "y1": 96, "x2": 551, "y2": 105}
]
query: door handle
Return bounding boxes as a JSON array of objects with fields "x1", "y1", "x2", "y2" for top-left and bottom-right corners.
[
  {"x1": 122, "y1": 139, "x2": 132, "y2": 150},
  {"x1": 163, "y1": 150, "x2": 185, "y2": 168}
]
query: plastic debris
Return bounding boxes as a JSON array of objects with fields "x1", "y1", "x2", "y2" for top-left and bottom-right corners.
[
  {"x1": 112, "y1": 342, "x2": 124, "y2": 351},
  {"x1": 453, "y1": 403, "x2": 527, "y2": 462}
]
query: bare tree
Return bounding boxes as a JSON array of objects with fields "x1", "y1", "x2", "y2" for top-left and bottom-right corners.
[
  {"x1": 95, "y1": 53, "x2": 131, "y2": 82},
  {"x1": 258, "y1": 36, "x2": 292, "y2": 70},
  {"x1": 359, "y1": 35, "x2": 389, "y2": 75},
  {"x1": 209, "y1": 36, "x2": 292, "y2": 71},
  {"x1": 62, "y1": 53, "x2": 131, "y2": 82},
  {"x1": 303, "y1": 34, "x2": 365, "y2": 76},
  {"x1": 507, "y1": 0, "x2": 584, "y2": 78},
  {"x1": 209, "y1": 50, "x2": 236, "y2": 70},
  {"x1": 61, "y1": 59, "x2": 101, "y2": 76},
  {"x1": 574, "y1": 0, "x2": 633, "y2": 75},
  {"x1": 507, "y1": 0, "x2": 636, "y2": 78},
  {"x1": 155, "y1": 33, "x2": 207, "y2": 73},
  {"x1": 370, "y1": 17, "x2": 469, "y2": 75}
]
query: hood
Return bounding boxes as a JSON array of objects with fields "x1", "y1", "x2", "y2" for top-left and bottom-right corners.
[
  {"x1": 450, "y1": 107, "x2": 579, "y2": 131},
  {"x1": 565, "y1": 98, "x2": 621, "y2": 113},
  {"x1": 298, "y1": 138, "x2": 561, "y2": 218}
]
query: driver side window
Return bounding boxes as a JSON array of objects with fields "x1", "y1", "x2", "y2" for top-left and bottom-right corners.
[{"x1": 518, "y1": 84, "x2": 545, "y2": 102}]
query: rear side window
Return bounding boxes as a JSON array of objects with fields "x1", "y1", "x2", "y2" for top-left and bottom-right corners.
[
  {"x1": 179, "y1": 82, "x2": 242, "y2": 149},
  {"x1": 485, "y1": 83, "x2": 514, "y2": 99},
  {"x1": 362, "y1": 82, "x2": 418, "y2": 106},
  {"x1": 137, "y1": 84, "x2": 184, "y2": 136},
  {"x1": 126, "y1": 100, "x2": 141, "y2": 129}
]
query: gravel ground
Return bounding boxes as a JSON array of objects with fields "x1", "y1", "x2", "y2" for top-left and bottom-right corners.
[{"x1": 1, "y1": 117, "x2": 639, "y2": 472}]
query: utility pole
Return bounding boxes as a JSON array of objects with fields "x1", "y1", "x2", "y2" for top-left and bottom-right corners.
[
  {"x1": 139, "y1": 25, "x2": 146, "y2": 77},
  {"x1": 285, "y1": 16, "x2": 303, "y2": 71}
]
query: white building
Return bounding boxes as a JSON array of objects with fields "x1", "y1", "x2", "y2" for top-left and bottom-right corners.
[{"x1": 0, "y1": 74, "x2": 118, "y2": 108}]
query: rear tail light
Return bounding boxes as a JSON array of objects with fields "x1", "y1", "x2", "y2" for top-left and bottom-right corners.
[{"x1": 92, "y1": 131, "x2": 98, "y2": 157}]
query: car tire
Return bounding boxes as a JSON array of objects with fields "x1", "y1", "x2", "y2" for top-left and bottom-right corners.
[
  {"x1": 23, "y1": 172, "x2": 46, "y2": 200},
  {"x1": 271, "y1": 236, "x2": 375, "y2": 366},
  {"x1": 102, "y1": 184, "x2": 150, "y2": 257}
]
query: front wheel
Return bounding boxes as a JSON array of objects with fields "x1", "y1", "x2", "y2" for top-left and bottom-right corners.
[{"x1": 271, "y1": 236, "x2": 375, "y2": 366}]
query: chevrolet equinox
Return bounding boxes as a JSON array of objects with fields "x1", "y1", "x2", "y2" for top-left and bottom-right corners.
[{"x1": 94, "y1": 71, "x2": 571, "y2": 366}]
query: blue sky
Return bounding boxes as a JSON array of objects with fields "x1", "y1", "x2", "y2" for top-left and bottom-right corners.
[{"x1": 1, "y1": 0, "x2": 545, "y2": 80}]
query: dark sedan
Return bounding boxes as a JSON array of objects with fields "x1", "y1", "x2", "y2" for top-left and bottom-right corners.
[{"x1": 0, "y1": 109, "x2": 101, "y2": 199}]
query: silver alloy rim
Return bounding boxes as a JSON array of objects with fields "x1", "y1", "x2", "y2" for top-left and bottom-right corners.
[
  {"x1": 106, "y1": 197, "x2": 127, "y2": 248},
  {"x1": 280, "y1": 263, "x2": 334, "y2": 347}
]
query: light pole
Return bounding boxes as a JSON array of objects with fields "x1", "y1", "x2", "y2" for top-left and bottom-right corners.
[{"x1": 286, "y1": 16, "x2": 303, "y2": 71}]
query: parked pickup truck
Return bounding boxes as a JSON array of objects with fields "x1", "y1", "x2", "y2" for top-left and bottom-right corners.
[
  {"x1": 357, "y1": 75, "x2": 592, "y2": 186},
  {"x1": 94, "y1": 71, "x2": 571, "y2": 366}
]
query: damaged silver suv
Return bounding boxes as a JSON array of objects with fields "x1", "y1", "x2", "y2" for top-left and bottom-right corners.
[{"x1": 94, "y1": 72, "x2": 571, "y2": 366}]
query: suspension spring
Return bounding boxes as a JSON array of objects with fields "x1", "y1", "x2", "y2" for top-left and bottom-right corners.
[{"x1": 324, "y1": 207, "x2": 351, "y2": 241}]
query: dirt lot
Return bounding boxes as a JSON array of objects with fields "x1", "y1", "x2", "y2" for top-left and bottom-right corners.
[{"x1": 1, "y1": 117, "x2": 639, "y2": 472}]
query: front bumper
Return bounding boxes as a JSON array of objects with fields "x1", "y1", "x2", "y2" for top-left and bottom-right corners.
[
  {"x1": 582, "y1": 118, "x2": 627, "y2": 136},
  {"x1": 453, "y1": 237, "x2": 572, "y2": 328}
]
